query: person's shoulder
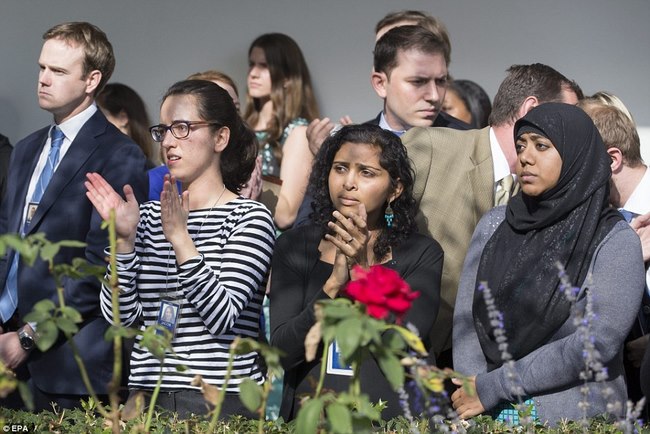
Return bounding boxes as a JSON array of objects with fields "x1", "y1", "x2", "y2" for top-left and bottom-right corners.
[
  {"x1": 363, "y1": 113, "x2": 381, "y2": 126},
  {"x1": 475, "y1": 206, "x2": 506, "y2": 233},
  {"x1": 15, "y1": 126, "x2": 49, "y2": 147},
  {"x1": 403, "y1": 124, "x2": 485, "y2": 144},
  {"x1": 277, "y1": 223, "x2": 320, "y2": 247},
  {"x1": 229, "y1": 197, "x2": 275, "y2": 225},
  {"x1": 434, "y1": 111, "x2": 473, "y2": 130},
  {"x1": 404, "y1": 232, "x2": 442, "y2": 251},
  {"x1": 601, "y1": 219, "x2": 641, "y2": 247}
]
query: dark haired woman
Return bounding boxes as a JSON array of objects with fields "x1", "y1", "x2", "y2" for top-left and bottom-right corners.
[
  {"x1": 97, "y1": 83, "x2": 158, "y2": 168},
  {"x1": 270, "y1": 124, "x2": 443, "y2": 420},
  {"x1": 245, "y1": 33, "x2": 320, "y2": 229},
  {"x1": 451, "y1": 103, "x2": 644, "y2": 425},
  {"x1": 442, "y1": 79, "x2": 492, "y2": 129},
  {"x1": 85, "y1": 80, "x2": 275, "y2": 418}
]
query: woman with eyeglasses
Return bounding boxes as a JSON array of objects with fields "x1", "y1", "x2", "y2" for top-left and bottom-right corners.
[
  {"x1": 245, "y1": 33, "x2": 320, "y2": 230},
  {"x1": 85, "y1": 80, "x2": 275, "y2": 418}
]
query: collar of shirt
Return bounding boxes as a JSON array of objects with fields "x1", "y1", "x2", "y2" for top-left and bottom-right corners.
[
  {"x1": 490, "y1": 127, "x2": 512, "y2": 185},
  {"x1": 623, "y1": 165, "x2": 650, "y2": 215},
  {"x1": 55, "y1": 103, "x2": 98, "y2": 148},
  {"x1": 22, "y1": 103, "x2": 99, "y2": 225},
  {"x1": 378, "y1": 111, "x2": 407, "y2": 137}
]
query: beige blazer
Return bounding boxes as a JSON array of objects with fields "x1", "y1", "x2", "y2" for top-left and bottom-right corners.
[{"x1": 402, "y1": 126, "x2": 495, "y2": 356}]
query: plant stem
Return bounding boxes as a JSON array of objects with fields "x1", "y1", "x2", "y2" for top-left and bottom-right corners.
[
  {"x1": 314, "y1": 336, "x2": 331, "y2": 398},
  {"x1": 65, "y1": 333, "x2": 110, "y2": 419},
  {"x1": 145, "y1": 366, "x2": 164, "y2": 432},
  {"x1": 350, "y1": 361, "x2": 361, "y2": 397},
  {"x1": 50, "y1": 255, "x2": 109, "y2": 420},
  {"x1": 107, "y1": 210, "x2": 123, "y2": 434},
  {"x1": 258, "y1": 376, "x2": 271, "y2": 434},
  {"x1": 208, "y1": 341, "x2": 236, "y2": 432}
]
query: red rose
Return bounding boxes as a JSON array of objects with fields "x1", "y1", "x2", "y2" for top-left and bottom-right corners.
[{"x1": 344, "y1": 265, "x2": 419, "y2": 322}]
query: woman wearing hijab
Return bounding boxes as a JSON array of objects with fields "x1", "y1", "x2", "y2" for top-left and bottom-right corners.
[{"x1": 451, "y1": 103, "x2": 645, "y2": 425}]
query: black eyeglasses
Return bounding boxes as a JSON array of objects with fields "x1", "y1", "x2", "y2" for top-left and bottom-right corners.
[{"x1": 149, "y1": 120, "x2": 222, "y2": 142}]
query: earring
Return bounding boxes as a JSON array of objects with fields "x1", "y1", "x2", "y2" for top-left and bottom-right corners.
[{"x1": 384, "y1": 201, "x2": 394, "y2": 228}]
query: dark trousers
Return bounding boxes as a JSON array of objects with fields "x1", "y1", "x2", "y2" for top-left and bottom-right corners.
[{"x1": 125, "y1": 388, "x2": 256, "y2": 420}]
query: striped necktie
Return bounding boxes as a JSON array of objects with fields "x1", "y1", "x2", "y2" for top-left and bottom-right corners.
[
  {"x1": 0, "y1": 126, "x2": 65, "y2": 323},
  {"x1": 494, "y1": 174, "x2": 515, "y2": 206}
]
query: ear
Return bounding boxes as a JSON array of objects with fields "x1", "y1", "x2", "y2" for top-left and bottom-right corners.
[
  {"x1": 117, "y1": 110, "x2": 129, "y2": 127},
  {"x1": 371, "y1": 71, "x2": 388, "y2": 99},
  {"x1": 85, "y1": 70, "x2": 102, "y2": 95},
  {"x1": 213, "y1": 126, "x2": 230, "y2": 153},
  {"x1": 389, "y1": 179, "x2": 404, "y2": 203},
  {"x1": 517, "y1": 96, "x2": 539, "y2": 119},
  {"x1": 608, "y1": 147, "x2": 624, "y2": 173}
]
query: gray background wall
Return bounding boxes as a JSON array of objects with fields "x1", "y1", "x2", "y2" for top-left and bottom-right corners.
[{"x1": 1, "y1": 0, "x2": 649, "y2": 148}]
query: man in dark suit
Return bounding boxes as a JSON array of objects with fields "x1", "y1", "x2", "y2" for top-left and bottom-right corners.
[
  {"x1": 0, "y1": 21, "x2": 146, "y2": 410},
  {"x1": 293, "y1": 24, "x2": 469, "y2": 227}
]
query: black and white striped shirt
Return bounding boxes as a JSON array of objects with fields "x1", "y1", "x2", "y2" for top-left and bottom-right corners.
[{"x1": 99, "y1": 198, "x2": 275, "y2": 392}]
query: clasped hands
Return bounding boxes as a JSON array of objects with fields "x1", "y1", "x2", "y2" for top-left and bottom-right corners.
[
  {"x1": 322, "y1": 204, "x2": 369, "y2": 298},
  {"x1": 451, "y1": 376, "x2": 486, "y2": 420}
]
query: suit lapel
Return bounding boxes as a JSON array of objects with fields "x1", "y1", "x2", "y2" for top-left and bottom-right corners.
[
  {"x1": 8, "y1": 129, "x2": 48, "y2": 234},
  {"x1": 467, "y1": 128, "x2": 495, "y2": 221},
  {"x1": 25, "y1": 112, "x2": 107, "y2": 234}
]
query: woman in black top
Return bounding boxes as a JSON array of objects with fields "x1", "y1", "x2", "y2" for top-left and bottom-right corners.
[{"x1": 270, "y1": 124, "x2": 443, "y2": 420}]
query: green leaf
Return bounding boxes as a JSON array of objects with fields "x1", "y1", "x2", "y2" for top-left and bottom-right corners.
[
  {"x1": 60, "y1": 306, "x2": 83, "y2": 323},
  {"x1": 326, "y1": 402, "x2": 352, "y2": 434},
  {"x1": 350, "y1": 413, "x2": 375, "y2": 433},
  {"x1": 55, "y1": 317, "x2": 79, "y2": 334},
  {"x1": 376, "y1": 351, "x2": 404, "y2": 390},
  {"x1": 39, "y1": 242, "x2": 60, "y2": 262},
  {"x1": 17, "y1": 381, "x2": 33, "y2": 411},
  {"x1": 23, "y1": 310, "x2": 48, "y2": 324},
  {"x1": 385, "y1": 324, "x2": 427, "y2": 356},
  {"x1": 35, "y1": 319, "x2": 59, "y2": 352},
  {"x1": 335, "y1": 318, "x2": 363, "y2": 360},
  {"x1": 381, "y1": 328, "x2": 405, "y2": 352},
  {"x1": 175, "y1": 364, "x2": 187, "y2": 372},
  {"x1": 295, "y1": 397, "x2": 323, "y2": 434},
  {"x1": 33, "y1": 299, "x2": 56, "y2": 313},
  {"x1": 239, "y1": 378, "x2": 262, "y2": 412},
  {"x1": 140, "y1": 325, "x2": 172, "y2": 361},
  {"x1": 354, "y1": 394, "x2": 383, "y2": 421},
  {"x1": 232, "y1": 337, "x2": 260, "y2": 355},
  {"x1": 56, "y1": 240, "x2": 86, "y2": 248},
  {"x1": 322, "y1": 302, "x2": 355, "y2": 319},
  {"x1": 105, "y1": 326, "x2": 140, "y2": 341}
]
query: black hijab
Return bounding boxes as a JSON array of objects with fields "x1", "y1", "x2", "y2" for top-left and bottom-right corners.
[{"x1": 473, "y1": 103, "x2": 622, "y2": 371}]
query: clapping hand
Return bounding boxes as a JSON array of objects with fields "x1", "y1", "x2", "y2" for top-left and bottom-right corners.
[
  {"x1": 160, "y1": 174, "x2": 190, "y2": 246},
  {"x1": 85, "y1": 172, "x2": 139, "y2": 252}
]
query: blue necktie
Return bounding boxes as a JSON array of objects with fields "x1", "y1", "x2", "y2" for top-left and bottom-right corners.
[
  {"x1": 619, "y1": 208, "x2": 638, "y2": 223},
  {"x1": 0, "y1": 126, "x2": 65, "y2": 323}
]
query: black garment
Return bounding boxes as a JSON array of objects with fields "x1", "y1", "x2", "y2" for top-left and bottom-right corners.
[
  {"x1": 366, "y1": 110, "x2": 472, "y2": 131},
  {"x1": 270, "y1": 225, "x2": 442, "y2": 420},
  {"x1": 0, "y1": 134, "x2": 12, "y2": 203},
  {"x1": 473, "y1": 103, "x2": 622, "y2": 370}
]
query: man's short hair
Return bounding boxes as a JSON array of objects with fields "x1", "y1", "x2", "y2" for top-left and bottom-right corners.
[
  {"x1": 375, "y1": 10, "x2": 451, "y2": 64},
  {"x1": 374, "y1": 25, "x2": 448, "y2": 78},
  {"x1": 580, "y1": 101, "x2": 643, "y2": 167},
  {"x1": 488, "y1": 63, "x2": 583, "y2": 127},
  {"x1": 43, "y1": 22, "x2": 115, "y2": 95}
]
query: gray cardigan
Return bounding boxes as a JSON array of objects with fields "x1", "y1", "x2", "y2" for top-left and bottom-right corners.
[{"x1": 453, "y1": 206, "x2": 645, "y2": 425}]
